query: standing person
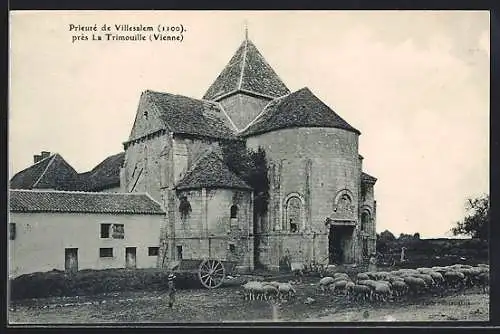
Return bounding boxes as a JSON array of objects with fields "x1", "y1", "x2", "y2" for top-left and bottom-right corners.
[
  {"x1": 368, "y1": 253, "x2": 377, "y2": 272},
  {"x1": 400, "y1": 247, "x2": 407, "y2": 263},
  {"x1": 166, "y1": 273, "x2": 177, "y2": 308}
]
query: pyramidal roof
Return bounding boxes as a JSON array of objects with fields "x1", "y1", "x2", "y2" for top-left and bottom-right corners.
[
  {"x1": 239, "y1": 87, "x2": 361, "y2": 137},
  {"x1": 203, "y1": 39, "x2": 290, "y2": 101}
]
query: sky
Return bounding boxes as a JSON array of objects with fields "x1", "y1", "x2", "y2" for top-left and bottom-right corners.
[{"x1": 9, "y1": 11, "x2": 489, "y2": 238}]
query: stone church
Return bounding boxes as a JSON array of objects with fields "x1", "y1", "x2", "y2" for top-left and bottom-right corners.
[
  {"x1": 120, "y1": 35, "x2": 377, "y2": 272},
  {"x1": 10, "y1": 35, "x2": 377, "y2": 273}
]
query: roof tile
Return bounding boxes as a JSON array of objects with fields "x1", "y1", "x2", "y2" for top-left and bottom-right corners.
[
  {"x1": 146, "y1": 91, "x2": 236, "y2": 140},
  {"x1": 175, "y1": 150, "x2": 252, "y2": 191},
  {"x1": 239, "y1": 87, "x2": 361, "y2": 137},
  {"x1": 9, "y1": 189, "x2": 165, "y2": 215},
  {"x1": 203, "y1": 39, "x2": 290, "y2": 101},
  {"x1": 10, "y1": 154, "x2": 78, "y2": 190}
]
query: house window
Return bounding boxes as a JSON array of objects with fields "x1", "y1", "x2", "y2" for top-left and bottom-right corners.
[
  {"x1": 101, "y1": 224, "x2": 111, "y2": 238},
  {"x1": 101, "y1": 223, "x2": 124, "y2": 239},
  {"x1": 9, "y1": 223, "x2": 16, "y2": 240},
  {"x1": 148, "y1": 247, "x2": 159, "y2": 256},
  {"x1": 112, "y1": 224, "x2": 125, "y2": 239},
  {"x1": 230, "y1": 205, "x2": 238, "y2": 219},
  {"x1": 176, "y1": 246, "x2": 183, "y2": 260},
  {"x1": 229, "y1": 244, "x2": 236, "y2": 254},
  {"x1": 99, "y1": 248, "x2": 113, "y2": 258}
]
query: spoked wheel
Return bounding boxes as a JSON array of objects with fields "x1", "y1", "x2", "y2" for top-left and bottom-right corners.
[{"x1": 198, "y1": 259, "x2": 225, "y2": 289}]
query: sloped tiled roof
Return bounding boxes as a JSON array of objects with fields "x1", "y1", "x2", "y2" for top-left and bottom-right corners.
[
  {"x1": 70, "y1": 152, "x2": 125, "y2": 191},
  {"x1": 175, "y1": 150, "x2": 252, "y2": 191},
  {"x1": 10, "y1": 152, "x2": 125, "y2": 192},
  {"x1": 145, "y1": 90, "x2": 237, "y2": 140},
  {"x1": 203, "y1": 39, "x2": 290, "y2": 101},
  {"x1": 9, "y1": 189, "x2": 165, "y2": 215},
  {"x1": 239, "y1": 87, "x2": 361, "y2": 137},
  {"x1": 10, "y1": 154, "x2": 78, "y2": 190},
  {"x1": 361, "y1": 172, "x2": 377, "y2": 184}
]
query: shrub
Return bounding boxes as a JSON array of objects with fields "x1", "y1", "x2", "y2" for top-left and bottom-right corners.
[{"x1": 9, "y1": 268, "x2": 202, "y2": 300}]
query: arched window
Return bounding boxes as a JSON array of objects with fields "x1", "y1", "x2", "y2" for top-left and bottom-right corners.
[
  {"x1": 286, "y1": 197, "x2": 302, "y2": 233},
  {"x1": 230, "y1": 205, "x2": 238, "y2": 219},
  {"x1": 333, "y1": 190, "x2": 354, "y2": 214},
  {"x1": 361, "y1": 211, "x2": 370, "y2": 231}
]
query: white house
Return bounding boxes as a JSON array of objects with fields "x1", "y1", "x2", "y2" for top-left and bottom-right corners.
[{"x1": 9, "y1": 189, "x2": 166, "y2": 278}]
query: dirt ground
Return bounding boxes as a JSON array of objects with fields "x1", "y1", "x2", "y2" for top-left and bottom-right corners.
[{"x1": 8, "y1": 278, "x2": 489, "y2": 324}]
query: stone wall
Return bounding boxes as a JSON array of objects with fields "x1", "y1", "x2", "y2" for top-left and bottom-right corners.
[
  {"x1": 169, "y1": 188, "x2": 254, "y2": 271},
  {"x1": 247, "y1": 127, "x2": 366, "y2": 269}
]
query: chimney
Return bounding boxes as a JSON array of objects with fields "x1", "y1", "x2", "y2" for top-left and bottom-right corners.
[
  {"x1": 40, "y1": 151, "x2": 51, "y2": 159},
  {"x1": 34, "y1": 155, "x2": 42, "y2": 163}
]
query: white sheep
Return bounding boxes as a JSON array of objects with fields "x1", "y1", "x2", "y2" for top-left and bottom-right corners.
[
  {"x1": 329, "y1": 279, "x2": 348, "y2": 295},
  {"x1": 242, "y1": 281, "x2": 264, "y2": 301},
  {"x1": 262, "y1": 283, "x2": 279, "y2": 301},
  {"x1": 403, "y1": 276, "x2": 427, "y2": 296},
  {"x1": 277, "y1": 282, "x2": 296, "y2": 300},
  {"x1": 356, "y1": 273, "x2": 370, "y2": 281},
  {"x1": 318, "y1": 276, "x2": 335, "y2": 292},
  {"x1": 373, "y1": 282, "x2": 392, "y2": 302},
  {"x1": 351, "y1": 284, "x2": 372, "y2": 302},
  {"x1": 391, "y1": 280, "x2": 409, "y2": 298},
  {"x1": 344, "y1": 281, "x2": 356, "y2": 299}
]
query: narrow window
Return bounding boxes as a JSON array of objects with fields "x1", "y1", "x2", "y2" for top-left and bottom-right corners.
[
  {"x1": 361, "y1": 184, "x2": 367, "y2": 201},
  {"x1": 286, "y1": 196, "x2": 302, "y2": 232},
  {"x1": 230, "y1": 205, "x2": 238, "y2": 219},
  {"x1": 99, "y1": 248, "x2": 113, "y2": 258},
  {"x1": 9, "y1": 223, "x2": 16, "y2": 240},
  {"x1": 229, "y1": 244, "x2": 236, "y2": 254},
  {"x1": 112, "y1": 224, "x2": 125, "y2": 239},
  {"x1": 100, "y1": 224, "x2": 111, "y2": 238},
  {"x1": 148, "y1": 247, "x2": 159, "y2": 256},
  {"x1": 176, "y1": 246, "x2": 183, "y2": 260},
  {"x1": 361, "y1": 212, "x2": 370, "y2": 232}
]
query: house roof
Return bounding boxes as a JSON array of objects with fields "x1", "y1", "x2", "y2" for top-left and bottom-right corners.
[
  {"x1": 10, "y1": 152, "x2": 125, "y2": 192},
  {"x1": 175, "y1": 150, "x2": 252, "y2": 191},
  {"x1": 239, "y1": 87, "x2": 361, "y2": 137},
  {"x1": 9, "y1": 189, "x2": 165, "y2": 215},
  {"x1": 203, "y1": 39, "x2": 290, "y2": 101},
  {"x1": 10, "y1": 154, "x2": 78, "y2": 190},
  {"x1": 70, "y1": 152, "x2": 125, "y2": 191},
  {"x1": 144, "y1": 90, "x2": 237, "y2": 140},
  {"x1": 361, "y1": 172, "x2": 377, "y2": 184}
]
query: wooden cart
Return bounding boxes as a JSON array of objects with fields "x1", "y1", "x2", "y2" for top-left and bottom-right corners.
[{"x1": 173, "y1": 258, "x2": 238, "y2": 289}]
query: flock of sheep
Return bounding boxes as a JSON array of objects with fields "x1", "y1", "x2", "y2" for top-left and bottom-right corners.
[
  {"x1": 240, "y1": 263, "x2": 489, "y2": 303},
  {"x1": 241, "y1": 281, "x2": 296, "y2": 301}
]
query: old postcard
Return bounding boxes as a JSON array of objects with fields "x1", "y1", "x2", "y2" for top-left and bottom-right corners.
[{"x1": 8, "y1": 10, "x2": 490, "y2": 324}]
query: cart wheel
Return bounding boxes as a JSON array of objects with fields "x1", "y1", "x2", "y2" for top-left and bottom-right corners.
[{"x1": 199, "y1": 259, "x2": 225, "y2": 289}]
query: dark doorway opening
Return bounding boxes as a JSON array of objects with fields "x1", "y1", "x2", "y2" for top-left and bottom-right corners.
[
  {"x1": 328, "y1": 225, "x2": 353, "y2": 264},
  {"x1": 65, "y1": 248, "x2": 78, "y2": 274},
  {"x1": 126, "y1": 247, "x2": 137, "y2": 268}
]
